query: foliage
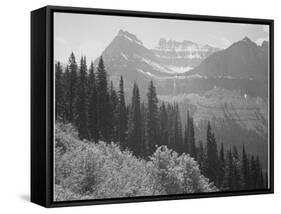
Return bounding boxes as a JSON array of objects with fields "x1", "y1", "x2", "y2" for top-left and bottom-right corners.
[{"x1": 55, "y1": 123, "x2": 216, "y2": 201}]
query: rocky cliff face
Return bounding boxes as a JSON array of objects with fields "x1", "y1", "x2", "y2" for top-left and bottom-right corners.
[{"x1": 152, "y1": 38, "x2": 220, "y2": 72}]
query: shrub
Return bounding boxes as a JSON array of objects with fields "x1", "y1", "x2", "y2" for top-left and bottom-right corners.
[{"x1": 54, "y1": 123, "x2": 216, "y2": 201}]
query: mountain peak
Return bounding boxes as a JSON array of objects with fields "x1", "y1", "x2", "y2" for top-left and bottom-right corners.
[
  {"x1": 229, "y1": 36, "x2": 256, "y2": 49},
  {"x1": 261, "y1": 40, "x2": 269, "y2": 48},
  {"x1": 242, "y1": 36, "x2": 252, "y2": 43},
  {"x1": 116, "y1": 29, "x2": 143, "y2": 45}
]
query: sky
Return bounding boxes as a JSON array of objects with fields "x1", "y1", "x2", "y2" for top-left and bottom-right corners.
[{"x1": 54, "y1": 12, "x2": 269, "y2": 63}]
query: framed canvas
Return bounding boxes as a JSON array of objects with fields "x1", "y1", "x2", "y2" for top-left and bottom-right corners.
[{"x1": 31, "y1": 5, "x2": 274, "y2": 208}]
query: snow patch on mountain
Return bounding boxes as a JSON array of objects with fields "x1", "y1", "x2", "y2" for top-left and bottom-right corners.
[
  {"x1": 136, "y1": 55, "x2": 194, "y2": 75},
  {"x1": 136, "y1": 68, "x2": 157, "y2": 78},
  {"x1": 136, "y1": 66, "x2": 207, "y2": 80},
  {"x1": 121, "y1": 53, "x2": 129, "y2": 61},
  {"x1": 138, "y1": 56, "x2": 173, "y2": 74},
  {"x1": 165, "y1": 65, "x2": 193, "y2": 73}
]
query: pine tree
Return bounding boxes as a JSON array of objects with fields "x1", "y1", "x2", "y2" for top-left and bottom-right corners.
[
  {"x1": 232, "y1": 145, "x2": 241, "y2": 190},
  {"x1": 241, "y1": 145, "x2": 250, "y2": 189},
  {"x1": 146, "y1": 80, "x2": 159, "y2": 155},
  {"x1": 189, "y1": 114, "x2": 197, "y2": 159},
  {"x1": 159, "y1": 103, "x2": 169, "y2": 147},
  {"x1": 127, "y1": 83, "x2": 144, "y2": 157},
  {"x1": 87, "y1": 62, "x2": 99, "y2": 142},
  {"x1": 183, "y1": 111, "x2": 197, "y2": 159},
  {"x1": 259, "y1": 171, "x2": 265, "y2": 189},
  {"x1": 63, "y1": 65, "x2": 71, "y2": 122},
  {"x1": 218, "y1": 144, "x2": 225, "y2": 188},
  {"x1": 140, "y1": 101, "x2": 147, "y2": 157},
  {"x1": 75, "y1": 56, "x2": 89, "y2": 140},
  {"x1": 67, "y1": 52, "x2": 78, "y2": 123},
  {"x1": 197, "y1": 140, "x2": 205, "y2": 171},
  {"x1": 167, "y1": 104, "x2": 176, "y2": 149},
  {"x1": 254, "y1": 156, "x2": 264, "y2": 189},
  {"x1": 233, "y1": 145, "x2": 239, "y2": 160},
  {"x1": 55, "y1": 61, "x2": 64, "y2": 121},
  {"x1": 264, "y1": 172, "x2": 268, "y2": 189},
  {"x1": 174, "y1": 104, "x2": 183, "y2": 154},
  {"x1": 117, "y1": 76, "x2": 127, "y2": 145},
  {"x1": 96, "y1": 56, "x2": 111, "y2": 142},
  {"x1": 222, "y1": 150, "x2": 234, "y2": 190},
  {"x1": 183, "y1": 117, "x2": 190, "y2": 155},
  {"x1": 204, "y1": 121, "x2": 219, "y2": 185},
  {"x1": 109, "y1": 81, "x2": 119, "y2": 142},
  {"x1": 249, "y1": 155, "x2": 256, "y2": 189}
]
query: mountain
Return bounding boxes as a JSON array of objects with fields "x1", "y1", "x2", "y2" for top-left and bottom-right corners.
[
  {"x1": 158, "y1": 37, "x2": 269, "y2": 167},
  {"x1": 95, "y1": 30, "x2": 219, "y2": 95},
  {"x1": 187, "y1": 37, "x2": 269, "y2": 81},
  {"x1": 153, "y1": 38, "x2": 220, "y2": 72},
  {"x1": 94, "y1": 31, "x2": 269, "y2": 166}
]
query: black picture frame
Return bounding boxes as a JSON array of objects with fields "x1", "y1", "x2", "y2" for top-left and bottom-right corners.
[{"x1": 31, "y1": 5, "x2": 274, "y2": 208}]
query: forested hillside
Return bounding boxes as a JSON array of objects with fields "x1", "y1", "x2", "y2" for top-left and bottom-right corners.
[{"x1": 54, "y1": 52, "x2": 268, "y2": 200}]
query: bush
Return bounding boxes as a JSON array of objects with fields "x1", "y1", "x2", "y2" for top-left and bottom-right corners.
[
  {"x1": 54, "y1": 123, "x2": 216, "y2": 201},
  {"x1": 150, "y1": 146, "x2": 217, "y2": 194}
]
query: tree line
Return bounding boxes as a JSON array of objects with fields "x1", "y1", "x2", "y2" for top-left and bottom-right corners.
[{"x1": 55, "y1": 52, "x2": 268, "y2": 191}]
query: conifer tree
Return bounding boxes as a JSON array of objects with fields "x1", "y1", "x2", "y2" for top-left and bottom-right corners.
[
  {"x1": 109, "y1": 81, "x2": 119, "y2": 142},
  {"x1": 259, "y1": 171, "x2": 265, "y2": 189},
  {"x1": 204, "y1": 121, "x2": 219, "y2": 185},
  {"x1": 233, "y1": 145, "x2": 239, "y2": 160},
  {"x1": 183, "y1": 120, "x2": 190, "y2": 155},
  {"x1": 174, "y1": 104, "x2": 183, "y2": 154},
  {"x1": 222, "y1": 150, "x2": 234, "y2": 190},
  {"x1": 63, "y1": 65, "x2": 71, "y2": 122},
  {"x1": 140, "y1": 101, "x2": 147, "y2": 157},
  {"x1": 197, "y1": 140, "x2": 205, "y2": 170},
  {"x1": 159, "y1": 103, "x2": 169, "y2": 147},
  {"x1": 249, "y1": 156, "x2": 255, "y2": 189},
  {"x1": 67, "y1": 52, "x2": 78, "y2": 123},
  {"x1": 127, "y1": 83, "x2": 144, "y2": 157},
  {"x1": 189, "y1": 115, "x2": 197, "y2": 159},
  {"x1": 146, "y1": 80, "x2": 159, "y2": 155},
  {"x1": 167, "y1": 104, "x2": 176, "y2": 149},
  {"x1": 183, "y1": 111, "x2": 196, "y2": 159},
  {"x1": 55, "y1": 61, "x2": 64, "y2": 121},
  {"x1": 87, "y1": 62, "x2": 99, "y2": 142},
  {"x1": 218, "y1": 144, "x2": 225, "y2": 188},
  {"x1": 75, "y1": 56, "x2": 89, "y2": 140},
  {"x1": 254, "y1": 156, "x2": 264, "y2": 189},
  {"x1": 232, "y1": 145, "x2": 241, "y2": 190},
  {"x1": 264, "y1": 172, "x2": 268, "y2": 189},
  {"x1": 96, "y1": 56, "x2": 111, "y2": 142},
  {"x1": 117, "y1": 76, "x2": 127, "y2": 145},
  {"x1": 241, "y1": 145, "x2": 250, "y2": 189}
]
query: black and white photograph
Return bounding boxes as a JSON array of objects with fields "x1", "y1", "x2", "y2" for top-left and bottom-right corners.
[{"x1": 53, "y1": 11, "x2": 271, "y2": 202}]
